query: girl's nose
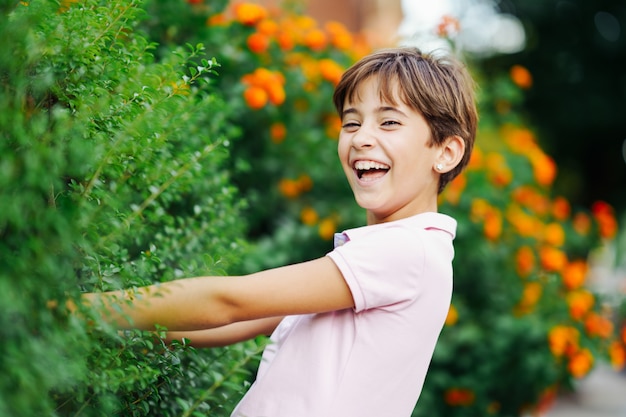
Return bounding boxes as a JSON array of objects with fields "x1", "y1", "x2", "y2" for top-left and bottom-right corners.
[{"x1": 351, "y1": 126, "x2": 376, "y2": 149}]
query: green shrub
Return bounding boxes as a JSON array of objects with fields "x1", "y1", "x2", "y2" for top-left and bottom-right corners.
[{"x1": 1, "y1": 1, "x2": 259, "y2": 416}]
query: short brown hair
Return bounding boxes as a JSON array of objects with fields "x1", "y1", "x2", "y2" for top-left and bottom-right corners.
[{"x1": 333, "y1": 47, "x2": 478, "y2": 193}]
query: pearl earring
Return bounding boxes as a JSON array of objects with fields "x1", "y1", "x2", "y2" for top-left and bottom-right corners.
[{"x1": 435, "y1": 163, "x2": 443, "y2": 171}]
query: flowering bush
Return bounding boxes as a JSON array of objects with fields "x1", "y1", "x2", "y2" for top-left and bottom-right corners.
[
  {"x1": 412, "y1": 59, "x2": 623, "y2": 416},
  {"x1": 2, "y1": 1, "x2": 622, "y2": 416}
]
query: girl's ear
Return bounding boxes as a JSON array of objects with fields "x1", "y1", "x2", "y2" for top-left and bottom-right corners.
[{"x1": 434, "y1": 136, "x2": 465, "y2": 173}]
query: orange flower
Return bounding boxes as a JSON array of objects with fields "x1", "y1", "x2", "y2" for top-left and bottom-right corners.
[
  {"x1": 293, "y1": 15, "x2": 316, "y2": 30},
  {"x1": 470, "y1": 199, "x2": 502, "y2": 240},
  {"x1": 442, "y1": 173, "x2": 466, "y2": 206},
  {"x1": 233, "y1": 3, "x2": 268, "y2": 26},
  {"x1": 467, "y1": 147, "x2": 482, "y2": 170},
  {"x1": 510, "y1": 65, "x2": 533, "y2": 89},
  {"x1": 507, "y1": 205, "x2": 543, "y2": 238},
  {"x1": 242, "y1": 68, "x2": 286, "y2": 108},
  {"x1": 551, "y1": 196, "x2": 571, "y2": 221},
  {"x1": 325, "y1": 21, "x2": 353, "y2": 50},
  {"x1": 243, "y1": 68, "x2": 284, "y2": 87},
  {"x1": 609, "y1": 341, "x2": 626, "y2": 370},
  {"x1": 436, "y1": 15, "x2": 460, "y2": 38},
  {"x1": 297, "y1": 174, "x2": 313, "y2": 192},
  {"x1": 515, "y1": 246, "x2": 535, "y2": 277},
  {"x1": 483, "y1": 209, "x2": 502, "y2": 241},
  {"x1": 207, "y1": 13, "x2": 227, "y2": 26},
  {"x1": 512, "y1": 186, "x2": 549, "y2": 215},
  {"x1": 278, "y1": 178, "x2": 300, "y2": 198},
  {"x1": 445, "y1": 304, "x2": 458, "y2": 326},
  {"x1": 584, "y1": 312, "x2": 613, "y2": 338},
  {"x1": 278, "y1": 175, "x2": 312, "y2": 198},
  {"x1": 518, "y1": 281, "x2": 542, "y2": 313},
  {"x1": 470, "y1": 198, "x2": 491, "y2": 220},
  {"x1": 512, "y1": 185, "x2": 534, "y2": 205},
  {"x1": 318, "y1": 217, "x2": 337, "y2": 240},
  {"x1": 266, "y1": 83, "x2": 286, "y2": 105},
  {"x1": 539, "y1": 246, "x2": 567, "y2": 272},
  {"x1": 505, "y1": 127, "x2": 537, "y2": 154},
  {"x1": 566, "y1": 289, "x2": 595, "y2": 320},
  {"x1": 247, "y1": 32, "x2": 270, "y2": 54},
  {"x1": 243, "y1": 86, "x2": 268, "y2": 109},
  {"x1": 444, "y1": 388, "x2": 475, "y2": 406},
  {"x1": 492, "y1": 166, "x2": 512, "y2": 186},
  {"x1": 485, "y1": 152, "x2": 512, "y2": 186},
  {"x1": 304, "y1": 28, "x2": 327, "y2": 50},
  {"x1": 300, "y1": 206, "x2": 318, "y2": 226},
  {"x1": 277, "y1": 31, "x2": 296, "y2": 50},
  {"x1": 269, "y1": 122, "x2": 287, "y2": 144},
  {"x1": 568, "y1": 348, "x2": 593, "y2": 378},
  {"x1": 561, "y1": 260, "x2": 587, "y2": 290},
  {"x1": 257, "y1": 19, "x2": 279, "y2": 36},
  {"x1": 318, "y1": 59, "x2": 344, "y2": 85},
  {"x1": 542, "y1": 222, "x2": 565, "y2": 247},
  {"x1": 529, "y1": 151, "x2": 557, "y2": 186},
  {"x1": 325, "y1": 21, "x2": 347, "y2": 34},
  {"x1": 548, "y1": 325, "x2": 579, "y2": 357},
  {"x1": 622, "y1": 325, "x2": 626, "y2": 344},
  {"x1": 592, "y1": 200, "x2": 618, "y2": 239}
]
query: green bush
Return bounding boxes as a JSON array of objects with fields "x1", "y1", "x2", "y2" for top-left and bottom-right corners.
[{"x1": 1, "y1": 1, "x2": 260, "y2": 416}]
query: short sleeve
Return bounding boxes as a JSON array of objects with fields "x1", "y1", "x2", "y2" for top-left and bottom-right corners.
[{"x1": 327, "y1": 226, "x2": 425, "y2": 312}]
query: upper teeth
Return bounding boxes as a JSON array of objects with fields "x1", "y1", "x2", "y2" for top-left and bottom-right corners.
[{"x1": 354, "y1": 161, "x2": 389, "y2": 170}]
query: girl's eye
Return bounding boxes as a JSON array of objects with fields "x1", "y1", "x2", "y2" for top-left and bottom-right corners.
[
  {"x1": 342, "y1": 122, "x2": 360, "y2": 130},
  {"x1": 382, "y1": 120, "x2": 400, "y2": 127}
]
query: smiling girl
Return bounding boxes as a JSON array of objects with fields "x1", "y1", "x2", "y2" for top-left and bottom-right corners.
[{"x1": 80, "y1": 46, "x2": 478, "y2": 417}]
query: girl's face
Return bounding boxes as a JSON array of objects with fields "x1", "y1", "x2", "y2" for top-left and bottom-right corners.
[{"x1": 338, "y1": 76, "x2": 443, "y2": 224}]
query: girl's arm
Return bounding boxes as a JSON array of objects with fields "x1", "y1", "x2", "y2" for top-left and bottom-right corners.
[
  {"x1": 83, "y1": 256, "x2": 353, "y2": 331},
  {"x1": 164, "y1": 316, "x2": 284, "y2": 348}
]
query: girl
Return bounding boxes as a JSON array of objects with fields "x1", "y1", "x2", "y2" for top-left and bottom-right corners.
[{"x1": 82, "y1": 46, "x2": 478, "y2": 417}]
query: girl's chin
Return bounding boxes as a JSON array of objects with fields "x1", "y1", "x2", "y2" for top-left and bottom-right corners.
[{"x1": 355, "y1": 199, "x2": 388, "y2": 214}]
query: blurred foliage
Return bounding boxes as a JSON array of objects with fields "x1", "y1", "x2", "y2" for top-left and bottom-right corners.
[
  {"x1": 1, "y1": 1, "x2": 624, "y2": 417},
  {"x1": 479, "y1": 0, "x2": 626, "y2": 213}
]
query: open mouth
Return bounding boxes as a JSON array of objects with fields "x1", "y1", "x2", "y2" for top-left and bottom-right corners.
[{"x1": 354, "y1": 160, "x2": 390, "y2": 180}]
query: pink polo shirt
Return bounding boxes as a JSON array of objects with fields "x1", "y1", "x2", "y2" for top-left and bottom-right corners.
[{"x1": 231, "y1": 212, "x2": 456, "y2": 417}]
